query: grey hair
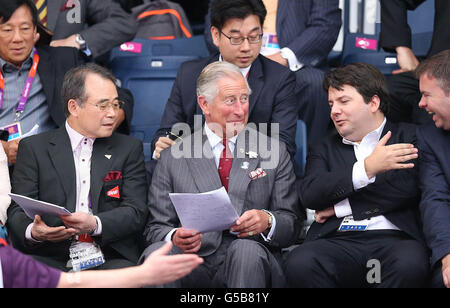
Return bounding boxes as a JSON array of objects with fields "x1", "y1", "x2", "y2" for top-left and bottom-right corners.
[{"x1": 196, "y1": 61, "x2": 252, "y2": 103}]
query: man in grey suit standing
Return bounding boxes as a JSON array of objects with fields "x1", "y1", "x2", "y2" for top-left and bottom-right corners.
[{"x1": 140, "y1": 61, "x2": 301, "y2": 288}]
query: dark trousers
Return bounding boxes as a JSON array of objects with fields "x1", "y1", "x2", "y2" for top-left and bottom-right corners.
[
  {"x1": 284, "y1": 230, "x2": 430, "y2": 288},
  {"x1": 385, "y1": 72, "x2": 433, "y2": 125}
]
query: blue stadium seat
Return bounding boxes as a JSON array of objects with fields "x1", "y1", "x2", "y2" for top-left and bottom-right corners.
[
  {"x1": 108, "y1": 36, "x2": 209, "y2": 161},
  {"x1": 295, "y1": 120, "x2": 307, "y2": 175},
  {"x1": 341, "y1": 0, "x2": 435, "y2": 74}
]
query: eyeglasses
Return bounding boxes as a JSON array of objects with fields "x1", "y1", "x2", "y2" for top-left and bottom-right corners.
[
  {"x1": 220, "y1": 31, "x2": 263, "y2": 45},
  {"x1": 87, "y1": 100, "x2": 124, "y2": 112}
]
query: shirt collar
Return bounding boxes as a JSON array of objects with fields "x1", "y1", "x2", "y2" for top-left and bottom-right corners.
[
  {"x1": 65, "y1": 121, "x2": 96, "y2": 152},
  {"x1": 0, "y1": 51, "x2": 34, "y2": 74},
  {"x1": 204, "y1": 123, "x2": 238, "y2": 150},
  {"x1": 342, "y1": 117, "x2": 387, "y2": 146},
  {"x1": 218, "y1": 54, "x2": 251, "y2": 78}
]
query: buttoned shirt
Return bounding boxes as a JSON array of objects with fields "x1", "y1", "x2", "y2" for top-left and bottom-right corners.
[
  {"x1": 0, "y1": 53, "x2": 56, "y2": 135},
  {"x1": 334, "y1": 117, "x2": 400, "y2": 231}
]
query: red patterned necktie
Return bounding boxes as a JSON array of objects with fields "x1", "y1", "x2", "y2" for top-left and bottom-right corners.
[{"x1": 218, "y1": 138, "x2": 233, "y2": 191}]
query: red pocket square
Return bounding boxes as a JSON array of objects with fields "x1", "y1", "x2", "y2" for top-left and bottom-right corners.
[
  {"x1": 104, "y1": 171, "x2": 122, "y2": 182},
  {"x1": 61, "y1": 0, "x2": 77, "y2": 11}
]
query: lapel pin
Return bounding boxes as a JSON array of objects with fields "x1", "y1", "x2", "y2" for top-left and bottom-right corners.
[
  {"x1": 246, "y1": 151, "x2": 258, "y2": 159},
  {"x1": 105, "y1": 155, "x2": 112, "y2": 160},
  {"x1": 241, "y1": 162, "x2": 250, "y2": 170}
]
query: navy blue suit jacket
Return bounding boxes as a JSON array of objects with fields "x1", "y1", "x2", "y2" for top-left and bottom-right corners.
[
  {"x1": 417, "y1": 124, "x2": 450, "y2": 266},
  {"x1": 302, "y1": 121, "x2": 425, "y2": 244},
  {"x1": 151, "y1": 54, "x2": 298, "y2": 157},
  {"x1": 204, "y1": 0, "x2": 341, "y2": 69}
]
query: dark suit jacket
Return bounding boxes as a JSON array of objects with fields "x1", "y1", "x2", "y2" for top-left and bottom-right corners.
[
  {"x1": 417, "y1": 124, "x2": 450, "y2": 267},
  {"x1": 36, "y1": 46, "x2": 83, "y2": 127},
  {"x1": 7, "y1": 127, "x2": 148, "y2": 263},
  {"x1": 151, "y1": 54, "x2": 298, "y2": 158},
  {"x1": 380, "y1": 0, "x2": 450, "y2": 58},
  {"x1": 47, "y1": 0, "x2": 137, "y2": 58},
  {"x1": 301, "y1": 121, "x2": 425, "y2": 244},
  {"x1": 204, "y1": 0, "x2": 341, "y2": 69}
]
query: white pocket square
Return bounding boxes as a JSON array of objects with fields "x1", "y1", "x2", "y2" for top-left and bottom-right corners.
[{"x1": 249, "y1": 168, "x2": 266, "y2": 180}]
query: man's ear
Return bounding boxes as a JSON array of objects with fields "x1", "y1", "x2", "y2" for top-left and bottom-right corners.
[
  {"x1": 197, "y1": 95, "x2": 210, "y2": 116},
  {"x1": 211, "y1": 26, "x2": 220, "y2": 48},
  {"x1": 369, "y1": 95, "x2": 381, "y2": 113},
  {"x1": 67, "y1": 99, "x2": 80, "y2": 117},
  {"x1": 33, "y1": 31, "x2": 40, "y2": 44}
]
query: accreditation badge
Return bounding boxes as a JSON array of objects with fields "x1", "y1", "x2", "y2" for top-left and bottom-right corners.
[
  {"x1": 69, "y1": 241, "x2": 105, "y2": 271},
  {"x1": 1, "y1": 122, "x2": 22, "y2": 141}
]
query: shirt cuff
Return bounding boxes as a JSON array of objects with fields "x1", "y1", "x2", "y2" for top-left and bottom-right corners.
[
  {"x1": 352, "y1": 160, "x2": 376, "y2": 190},
  {"x1": 91, "y1": 216, "x2": 102, "y2": 236},
  {"x1": 260, "y1": 210, "x2": 276, "y2": 242},
  {"x1": 25, "y1": 223, "x2": 43, "y2": 244},
  {"x1": 164, "y1": 228, "x2": 178, "y2": 242},
  {"x1": 334, "y1": 199, "x2": 353, "y2": 218},
  {"x1": 280, "y1": 47, "x2": 304, "y2": 71}
]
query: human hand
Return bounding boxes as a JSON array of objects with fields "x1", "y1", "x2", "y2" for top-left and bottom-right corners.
[
  {"x1": 364, "y1": 131, "x2": 418, "y2": 179},
  {"x1": 393, "y1": 46, "x2": 419, "y2": 74},
  {"x1": 441, "y1": 254, "x2": 450, "y2": 288},
  {"x1": 172, "y1": 228, "x2": 202, "y2": 253},
  {"x1": 155, "y1": 137, "x2": 175, "y2": 159},
  {"x1": 50, "y1": 34, "x2": 80, "y2": 49},
  {"x1": 265, "y1": 52, "x2": 288, "y2": 67},
  {"x1": 231, "y1": 209, "x2": 271, "y2": 238},
  {"x1": 60, "y1": 212, "x2": 97, "y2": 235},
  {"x1": 31, "y1": 215, "x2": 77, "y2": 242},
  {"x1": 140, "y1": 241, "x2": 203, "y2": 286},
  {"x1": 2, "y1": 139, "x2": 20, "y2": 165},
  {"x1": 314, "y1": 207, "x2": 336, "y2": 224}
]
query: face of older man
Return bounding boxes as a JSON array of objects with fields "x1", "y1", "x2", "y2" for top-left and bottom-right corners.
[
  {"x1": 0, "y1": 5, "x2": 38, "y2": 67},
  {"x1": 199, "y1": 73, "x2": 250, "y2": 139},
  {"x1": 67, "y1": 73, "x2": 119, "y2": 138},
  {"x1": 419, "y1": 74, "x2": 450, "y2": 130}
]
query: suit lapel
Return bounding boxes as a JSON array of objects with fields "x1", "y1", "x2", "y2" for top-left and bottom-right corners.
[
  {"x1": 228, "y1": 129, "x2": 260, "y2": 215},
  {"x1": 276, "y1": 0, "x2": 288, "y2": 35},
  {"x1": 185, "y1": 132, "x2": 223, "y2": 193},
  {"x1": 247, "y1": 56, "x2": 264, "y2": 116},
  {"x1": 48, "y1": 127, "x2": 77, "y2": 212},
  {"x1": 36, "y1": 47, "x2": 56, "y2": 110},
  {"x1": 90, "y1": 138, "x2": 113, "y2": 214}
]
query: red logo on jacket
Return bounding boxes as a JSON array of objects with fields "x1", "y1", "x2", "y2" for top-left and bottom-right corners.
[{"x1": 107, "y1": 186, "x2": 120, "y2": 199}]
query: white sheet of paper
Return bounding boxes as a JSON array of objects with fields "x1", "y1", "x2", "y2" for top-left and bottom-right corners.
[
  {"x1": 22, "y1": 124, "x2": 40, "y2": 138},
  {"x1": 9, "y1": 193, "x2": 72, "y2": 219},
  {"x1": 169, "y1": 187, "x2": 239, "y2": 233}
]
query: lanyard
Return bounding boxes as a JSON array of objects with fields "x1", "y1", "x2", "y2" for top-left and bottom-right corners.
[{"x1": 0, "y1": 48, "x2": 40, "y2": 119}]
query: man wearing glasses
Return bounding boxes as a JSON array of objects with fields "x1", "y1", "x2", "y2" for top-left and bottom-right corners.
[
  {"x1": 7, "y1": 64, "x2": 148, "y2": 271},
  {"x1": 151, "y1": 0, "x2": 298, "y2": 166}
]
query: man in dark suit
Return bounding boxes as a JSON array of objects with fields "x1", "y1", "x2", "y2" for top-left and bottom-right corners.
[
  {"x1": 284, "y1": 63, "x2": 430, "y2": 288},
  {"x1": 0, "y1": 0, "x2": 82, "y2": 165},
  {"x1": 415, "y1": 50, "x2": 450, "y2": 288},
  {"x1": 7, "y1": 63, "x2": 148, "y2": 271},
  {"x1": 152, "y1": 0, "x2": 298, "y2": 162},
  {"x1": 205, "y1": 0, "x2": 342, "y2": 143},
  {"x1": 380, "y1": 0, "x2": 450, "y2": 125},
  {"x1": 140, "y1": 61, "x2": 301, "y2": 288}
]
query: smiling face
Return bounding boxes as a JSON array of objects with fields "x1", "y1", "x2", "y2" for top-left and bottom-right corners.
[
  {"x1": 328, "y1": 85, "x2": 383, "y2": 142},
  {"x1": 198, "y1": 73, "x2": 250, "y2": 139},
  {"x1": 0, "y1": 5, "x2": 38, "y2": 67},
  {"x1": 419, "y1": 74, "x2": 450, "y2": 130},
  {"x1": 211, "y1": 14, "x2": 262, "y2": 68}
]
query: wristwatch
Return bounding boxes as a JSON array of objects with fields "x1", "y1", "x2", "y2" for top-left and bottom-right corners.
[
  {"x1": 75, "y1": 34, "x2": 87, "y2": 51},
  {"x1": 267, "y1": 214, "x2": 272, "y2": 230}
]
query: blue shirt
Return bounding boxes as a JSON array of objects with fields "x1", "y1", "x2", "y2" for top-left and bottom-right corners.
[{"x1": 0, "y1": 53, "x2": 56, "y2": 136}]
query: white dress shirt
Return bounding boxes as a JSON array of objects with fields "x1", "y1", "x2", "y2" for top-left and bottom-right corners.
[
  {"x1": 25, "y1": 122, "x2": 102, "y2": 242},
  {"x1": 0, "y1": 146, "x2": 11, "y2": 226},
  {"x1": 334, "y1": 118, "x2": 400, "y2": 231}
]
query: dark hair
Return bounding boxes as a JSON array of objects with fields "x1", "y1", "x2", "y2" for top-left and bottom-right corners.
[
  {"x1": 62, "y1": 63, "x2": 117, "y2": 117},
  {"x1": 210, "y1": 0, "x2": 266, "y2": 31},
  {"x1": 0, "y1": 0, "x2": 38, "y2": 27},
  {"x1": 323, "y1": 62, "x2": 389, "y2": 114},
  {"x1": 415, "y1": 50, "x2": 450, "y2": 96}
]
